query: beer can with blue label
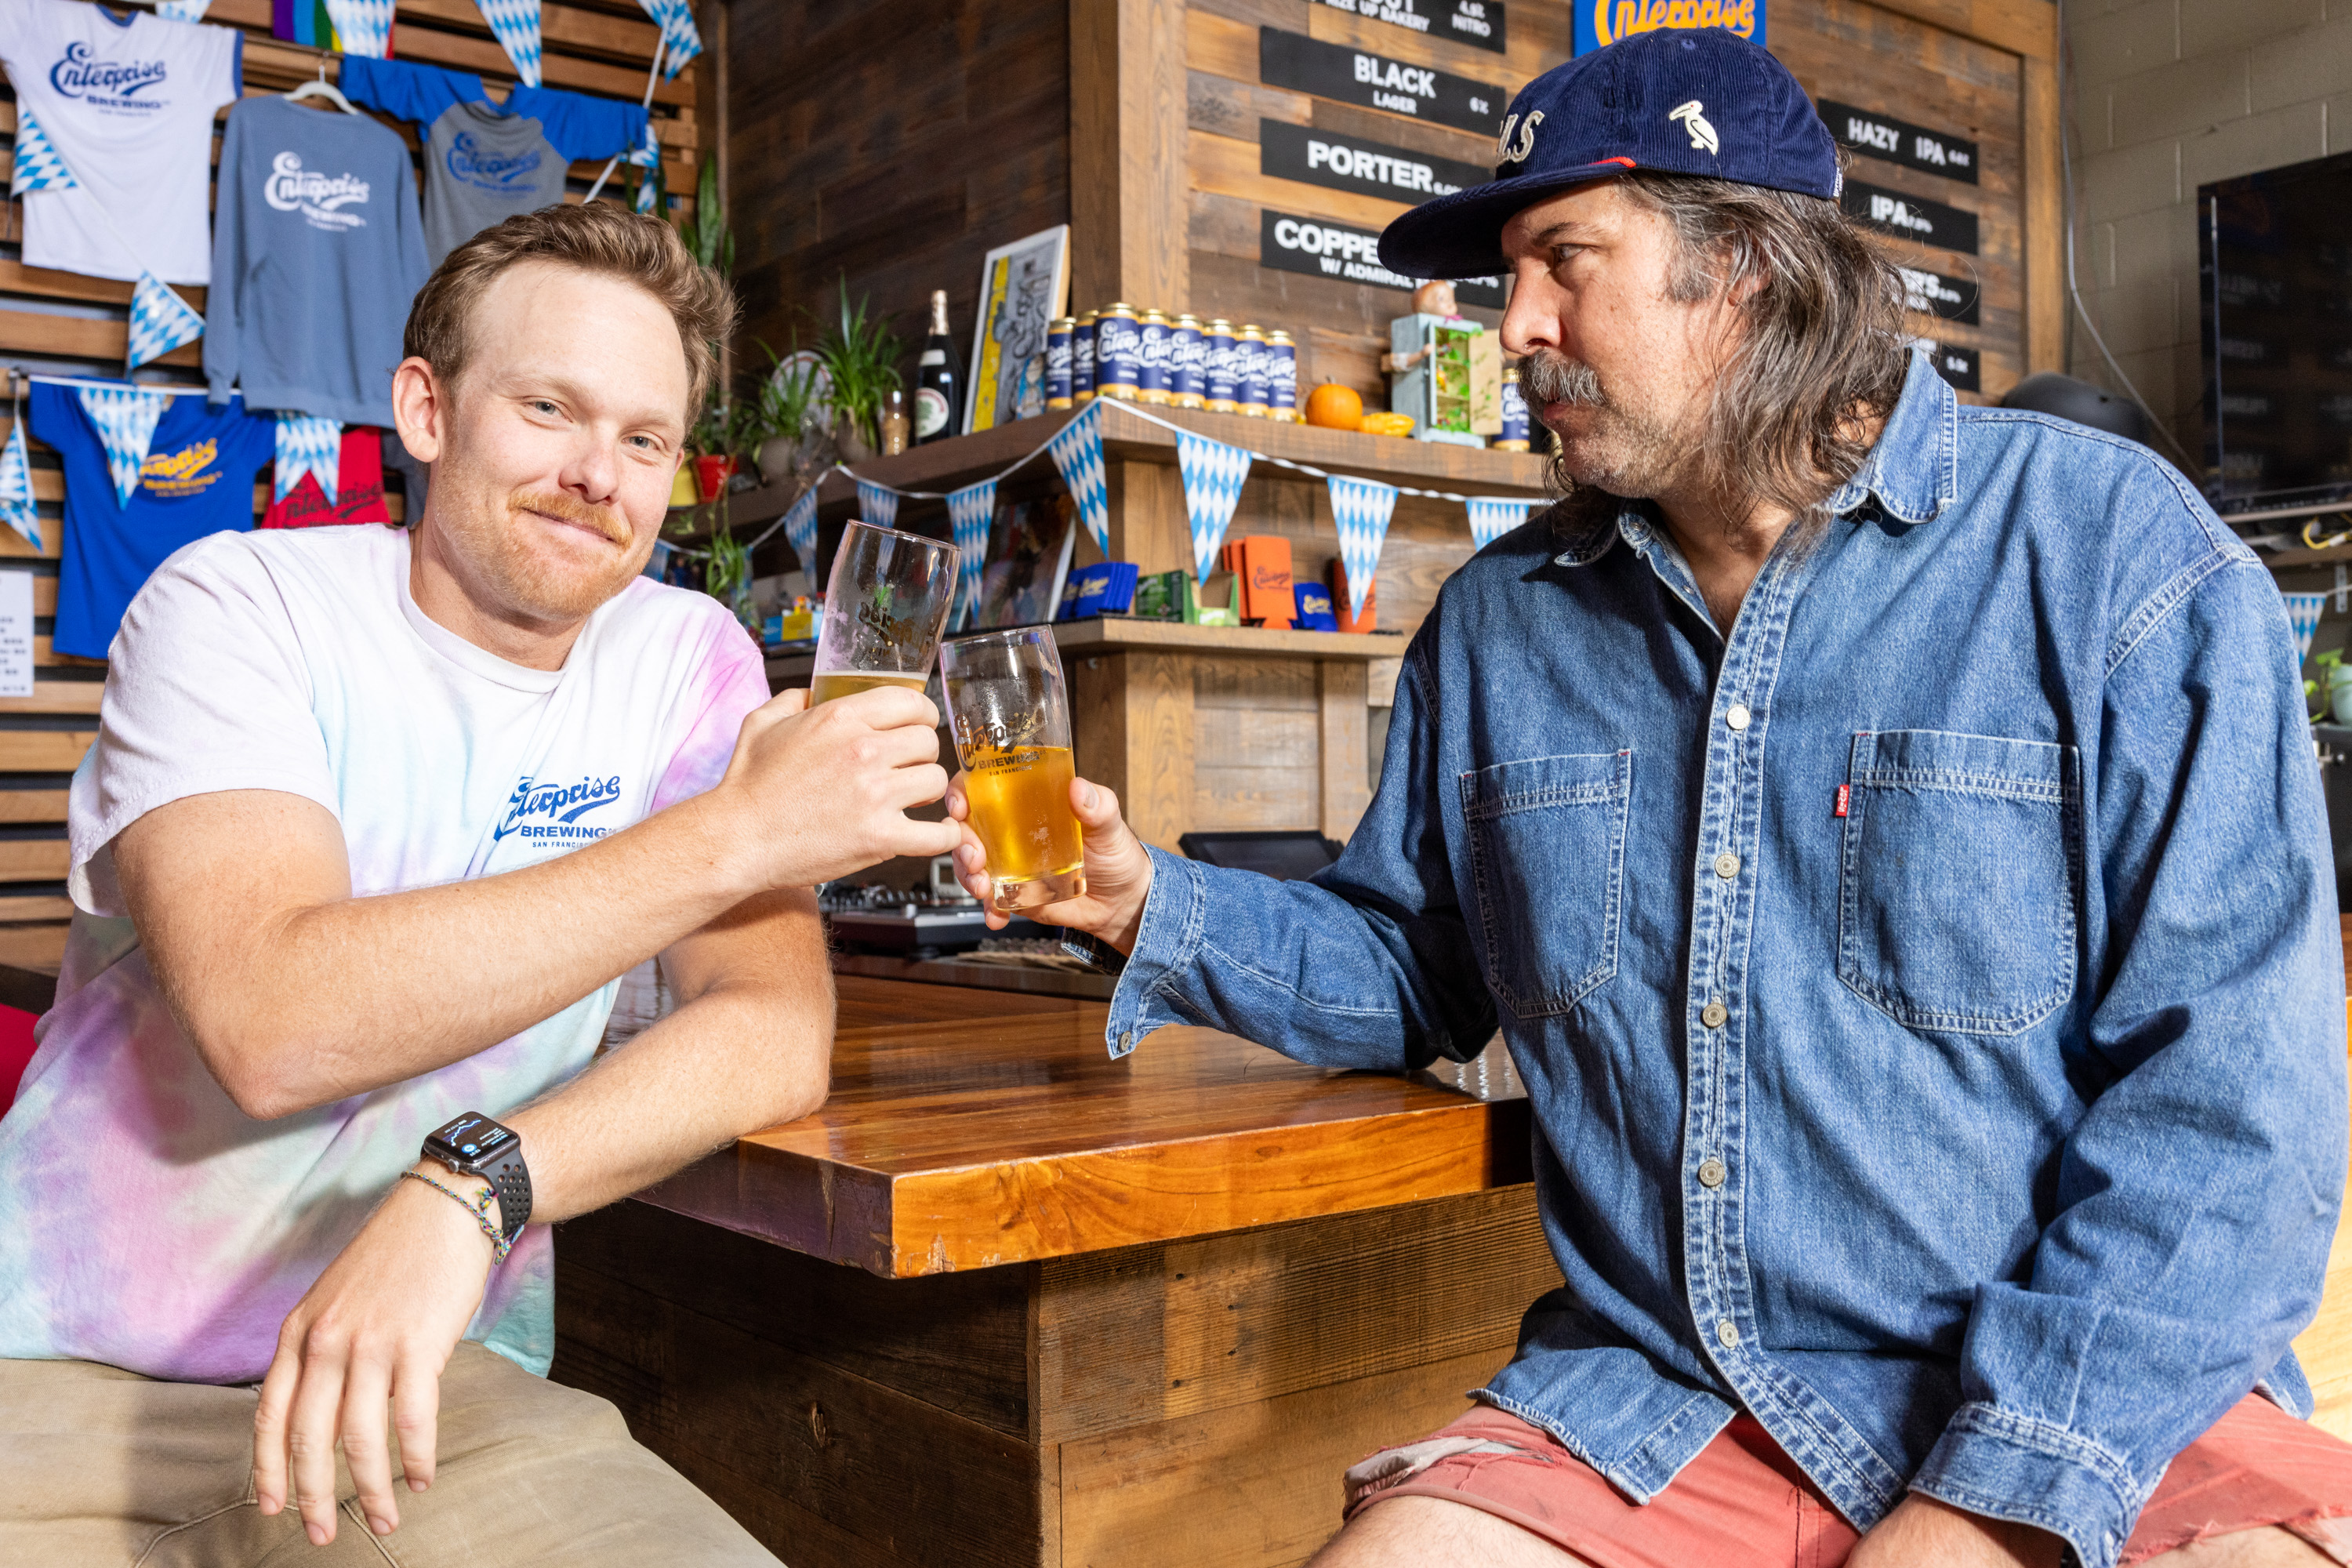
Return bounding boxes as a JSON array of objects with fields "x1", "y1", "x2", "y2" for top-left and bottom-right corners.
[
  {"x1": 1203, "y1": 319, "x2": 1239, "y2": 413},
  {"x1": 1138, "y1": 308, "x2": 1172, "y2": 405},
  {"x1": 1094, "y1": 303, "x2": 1141, "y2": 401},
  {"x1": 1265, "y1": 329, "x2": 1298, "y2": 423},
  {"x1": 1494, "y1": 365, "x2": 1530, "y2": 451},
  {"x1": 1238, "y1": 325, "x2": 1269, "y2": 418},
  {"x1": 1171, "y1": 314, "x2": 1206, "y2": 408},
  {"x1": 1046, "y1": 318, "x2": 1075, "y2": 410},
  {"x1": 1073, "y1": 310, "x2": 1098, "y2": 405}
]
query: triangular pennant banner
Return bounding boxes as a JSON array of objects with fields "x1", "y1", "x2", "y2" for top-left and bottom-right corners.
[
  {"x1": 629, "y1": 122, "x2": 662, "y2": 213},
  {"x1": 945, "y1": 479, "x2": 997, "y2": 631},
  {"x1": 477, "y1": 0, "x2": 543, "y2": 85},
  {"x1": 11, "y1": 107, "x2": 78, "y2": 195},
  {"x1": 1047, "y1": 404, "x2": 1109, "y2": 551},
  {"x1": 636, "y1": 0, "x2": 702, "y2": 77},
  {"x1": 75, "y1": 384, "x2": 171, "y2": 509},
  {"x1": 854, "y1": 478, "x2": 899, "y2": 531},
  {"x1": 1327, "y1": 474, "x2": 1399, "y2": 620},
  {"x1": 2285, "y1": 590, "x2": 2329, "y2": 664},
  {"x1": 321, "y1": 0, "x2": 394, "y2": 56},
  {"x1": 1175, "y1": 430, "x2": 1250, "y2": 583},
  {"x1": 0, "y1": 419, "x2": 41, "y2": 553},
  {"x1": 274, "y1": 414, "x2": 343, "y2": 505},
  {"x1": 1466, "y1": 496, "x2": 1538, "y2": 550},
  {"x1": 126, "y1": 272, "x2": 205, "y2": 372},
  {"x1": 781, "y1": 481, "x2": 820, "y2": 572}
]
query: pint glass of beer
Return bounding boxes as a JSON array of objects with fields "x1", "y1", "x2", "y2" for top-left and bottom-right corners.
[
  {"x1": 809, "y1": 521, "x2": 960, "y2": 704},
  {"x1": 939, "y1": 626, "x2": 1085, "y2": 913}
]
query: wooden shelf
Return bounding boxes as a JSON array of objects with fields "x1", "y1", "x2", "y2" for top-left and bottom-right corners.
[
  {"x1": 1053, "y1": 618, "x2": 1403, "y2": 661},
  {"x1": 728, "y1": 405, "x2": 1555, "y2": 530}
]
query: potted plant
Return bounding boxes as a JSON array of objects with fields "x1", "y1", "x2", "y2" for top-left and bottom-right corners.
[
  {"x1": 677, "y1": 154, "x2": 733, "y2": 278},
  {"x1": 2310, "y1": 647, "x2": 2352, "y2": 724},
  {"x1": 750, "y1": 342, "x2": 832, "y2": 487},
  {"x1": 691, "y1": 401, "x2": 752, "y2": 504},
  {"x1": 703, "y1": 524, "x2": 756, "y2": 630},
  {"x1": 817, "y1": 276, "x2": 902, "y2": 463}
]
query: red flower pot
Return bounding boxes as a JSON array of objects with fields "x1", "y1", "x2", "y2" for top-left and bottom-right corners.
[{"x1": 694, "y1": 454, "x2": 737, "y2": 503}]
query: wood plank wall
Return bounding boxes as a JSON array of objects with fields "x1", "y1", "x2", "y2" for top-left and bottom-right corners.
[
  {"x1": 723, "y1": 0, "x2": 1071, "y2": 404},
  {"x1": 0, "y1": 0, "x2": 699, "y2": 968}
]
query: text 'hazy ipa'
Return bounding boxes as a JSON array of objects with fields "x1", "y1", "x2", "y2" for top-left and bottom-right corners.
[
  {"x1": 961, "y1": 743, "x2": 1083, "y2": 909},
  {"x1": 809, "y1": 671, "x2": 929, "y2": 706}
]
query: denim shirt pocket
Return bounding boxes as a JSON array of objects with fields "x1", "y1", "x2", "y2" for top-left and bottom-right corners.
[
  {"x1": 1460, "y1": 750, "x2": 1632, "y2": 1020},
  {"x1": 1838, "y1": 730, "x2": 2082, "y2": 1036}
]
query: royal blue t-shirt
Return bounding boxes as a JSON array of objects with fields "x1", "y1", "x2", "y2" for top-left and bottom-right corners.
[{"x1": 30, "y1": 383, "x2": 274, "y2": 659}]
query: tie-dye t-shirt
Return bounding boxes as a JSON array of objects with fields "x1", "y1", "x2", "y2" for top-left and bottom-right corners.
[{"x1": 0, "y1": 522, "x2": 768, "y2": 1384}]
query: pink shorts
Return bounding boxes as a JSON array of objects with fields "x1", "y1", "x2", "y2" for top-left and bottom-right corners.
[{"x1": 1343, "y1": 1396, "x2": 2352, "y2": 1566}]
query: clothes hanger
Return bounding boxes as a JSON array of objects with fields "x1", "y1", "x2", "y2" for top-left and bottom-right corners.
[{"x1": 285, "y1": 58, "x2": 359, "y2": 114}]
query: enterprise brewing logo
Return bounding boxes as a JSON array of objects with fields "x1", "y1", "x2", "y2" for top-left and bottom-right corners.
[
  {"x1": 448, "y1": 133, "x2": 545, "y2": 192},
  {"x1": 264, "y1": 152, "x2": 372, "y2": 230},
  {"x1": 1261, "y1": 210, "x2": 1505, "y2": 309},
  {"x1": 495, "y1": 773, "x2": 626, "y2": 844},
  {"x1": 50, "y1": 41, "x2": 169, "y2": 110}
]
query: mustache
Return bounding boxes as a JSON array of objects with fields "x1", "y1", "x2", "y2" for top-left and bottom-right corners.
[
  {"x1": 510, "y1": 488, "x2": 630, "y2": 546},
  {"x1": 1519, "y1": 350, "x2": 1608, "y2": 409}
]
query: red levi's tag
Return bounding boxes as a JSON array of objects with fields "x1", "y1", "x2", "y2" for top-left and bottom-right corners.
[{"x1": 1834, "y1": 784, "x2": 1850, "y2": 818}]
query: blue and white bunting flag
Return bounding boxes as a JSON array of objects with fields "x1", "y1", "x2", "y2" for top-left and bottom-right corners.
[
  {"x1": 76, "y1": 384, "x2": 172, "y2": 508},
  {"x1": 2285, "y1": 590, "x2": 2329, "y2": 664},
  {"x1": 781, "y1": 481, "x2": 820, "y2": 572},
  {"x1": 11, "y1": 107, "x2": 77, "y2": 195},
  {"x1": 637, "y1": 0, "x2": 702, "y2": 77},
  {"x1": 1175, "y1": 430, "x2": 1250, "y2": 583},
  {"x1": 1466, "y1": 496, "x2": 1539, "y2": 550},
  {"x1": 1047, "y1": 404, "x2": 1109, "y2": 551},
  {"x1": 477, "y1": 0, "x2": 543, "y2": 85},
  {"x1": 945, "y1": 479, "x2": 997, "y2": 630},
  {"x1": 125, "y1": 272, "x2": 205, "y2": 372},
  {"x1": 854, "y1": 477, "x2": 899, "y2": 531},
  {"x1": 322, "y1": 0, "x2": 394, "y2": 56},
  {"x1": 628, "y1": 122, "x2": 662, "y2": 213},
  {"x1": 0, "y1": 417, "x2": 40, "y2": 553},
  {"x1": 274, "y1": 414, "x2": 343, "y2": 505},
  {"x1": 1328, "y1": 474, "x2": 1399, "y2": 620}
]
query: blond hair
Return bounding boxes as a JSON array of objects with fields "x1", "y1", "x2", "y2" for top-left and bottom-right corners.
[{"x1": 404, "y1": 202, "x2": 737, "y2": 419}]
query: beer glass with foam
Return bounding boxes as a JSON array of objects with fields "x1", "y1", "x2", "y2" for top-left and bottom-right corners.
[
  {"x1": 809, "y1": 521, "x2": 961, "y2": 705},
  {"x1": 940, "y1": 626, "x2": 1085, "y2": 913}
]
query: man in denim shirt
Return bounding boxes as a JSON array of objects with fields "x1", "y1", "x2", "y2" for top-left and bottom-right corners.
[{"x1": 953, "y1": 28, "x2": 2349, "y2": 1568}]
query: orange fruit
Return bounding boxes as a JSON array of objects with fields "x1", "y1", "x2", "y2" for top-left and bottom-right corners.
[
  {"x1": 1304, "y1": 383, "x2": 1364, "y2": 430},
  {"x1": 1360, "y1": 412, "x2": 1416, "y2": 438}
]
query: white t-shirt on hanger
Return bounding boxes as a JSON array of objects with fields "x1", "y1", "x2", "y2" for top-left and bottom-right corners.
[{"x1": 0, "y1": 0, "x2": 241, "y2": 284}]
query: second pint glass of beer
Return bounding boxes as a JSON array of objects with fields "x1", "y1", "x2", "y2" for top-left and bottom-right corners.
[
  {"x1": 940, "y1": 626, "x2": 1086, "y2": 913},
  {"x1": 810, "y1": 520, "x2": 961, "y2": 704}
]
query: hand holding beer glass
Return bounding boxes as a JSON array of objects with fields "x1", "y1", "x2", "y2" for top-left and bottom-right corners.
[
  {"x1": 811, "y1": 521, "x2": 960, "y2": 704},
  {"x1": 939, "y1": 627, "x2": 1087, "y2": 913}
]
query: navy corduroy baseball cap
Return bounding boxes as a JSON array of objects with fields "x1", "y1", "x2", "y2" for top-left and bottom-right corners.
[{"x1": 1380, "y1": 27, "x2": 1841, "y2": 281}]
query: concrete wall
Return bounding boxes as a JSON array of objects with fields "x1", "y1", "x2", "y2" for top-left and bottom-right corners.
[{"x1": 2067, "y1": 0, "x2": 2352, "y2": 455}]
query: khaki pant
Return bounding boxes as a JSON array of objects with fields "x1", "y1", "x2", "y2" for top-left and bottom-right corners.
[{"x1": 0, "y1": 1341, "x2": 783, "y2": 1566}]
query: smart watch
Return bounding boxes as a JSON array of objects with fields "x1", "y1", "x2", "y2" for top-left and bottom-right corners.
[{"x1": 421, "y1": 1112, "x2": 532, "y2": 1247}]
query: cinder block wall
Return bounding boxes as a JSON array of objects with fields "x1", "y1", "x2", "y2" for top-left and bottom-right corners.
[{"x1": 2067, "y1": 0, "x2": 2352, "y2": 454}]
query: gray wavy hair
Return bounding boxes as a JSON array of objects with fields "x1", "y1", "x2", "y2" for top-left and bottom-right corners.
[{"x1": 1588, "y1": 165, "x2": 1915, "y2": 520}]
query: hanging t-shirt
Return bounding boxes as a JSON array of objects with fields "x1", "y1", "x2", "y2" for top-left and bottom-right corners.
[
  {"x1": 28, "y1": 383, "x2": 273, "y2": 659},
  {"x1": 0, "y1": 0, "x2": 242, "y2": 284},
  {"x1": 0, "y1": 523, "x2": 769, "y2": 1384},
  {"x1": 263, "y1": 426, "x2": 392, "y2": 529},
  {"x1": 205, "y1": 94, "x2": 430, "y2": 426},
  {"x1": 339, "y1": 56, "x2": 648, "y2": 265}
]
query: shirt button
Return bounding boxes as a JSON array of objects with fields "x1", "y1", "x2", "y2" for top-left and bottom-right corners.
[
  {"x1": 1725, "y1": 704, "x2": 1751, "y2": 731},
  {"x1": 1117, "y1": 1031, "x2": 1134, "y2": 1051},
  {"x1": 1697, "y1": 1157, "x2": 1726, "y2": 1188},
  {"x1": 1716, "y1": 1319, "x2": 1740, "y2": 1348},
  {"x1": 1713, "y1": 852, "x2": 1740, "y2": 879},
  {"x1": 1700, "y1": 1000, "x2": 1729, "y2": 1029}
]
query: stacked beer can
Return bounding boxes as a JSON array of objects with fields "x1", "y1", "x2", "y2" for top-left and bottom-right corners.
[{"x1": 1044, "y1": 307, "x2": 1299, "y2": 423}]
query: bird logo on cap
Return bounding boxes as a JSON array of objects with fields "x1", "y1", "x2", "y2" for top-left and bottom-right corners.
[{"x1": 1668, "y1": 100, "x2": 1719, "y2": 154}]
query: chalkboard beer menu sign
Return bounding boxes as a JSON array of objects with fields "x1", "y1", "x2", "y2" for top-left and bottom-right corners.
[{"x1": 1258, "y1": 27, "x2": 1508, "y2": 136}]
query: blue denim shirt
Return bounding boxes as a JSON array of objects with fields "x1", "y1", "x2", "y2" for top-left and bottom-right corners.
[{"x1": 1098, "y1": 353, "x2": 2346, "y2": 1568}]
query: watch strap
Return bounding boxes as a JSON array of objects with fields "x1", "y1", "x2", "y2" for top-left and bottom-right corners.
[{"x1": 479, "y1": 1142, "x2": 532, "y2": 1244}]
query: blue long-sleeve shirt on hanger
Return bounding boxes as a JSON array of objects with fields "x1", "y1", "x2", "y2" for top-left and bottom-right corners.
[{"x1": 204, "y1": 95, "x2": 429, "y2": 426}]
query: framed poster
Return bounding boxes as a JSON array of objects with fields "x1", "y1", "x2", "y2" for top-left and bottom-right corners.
[
  {"x1": 964, "y1": 224, "x2": 1072, "y2": 436},
  {"x1": 973, "y1": 494, "x2": 1079, "y2": 630}
]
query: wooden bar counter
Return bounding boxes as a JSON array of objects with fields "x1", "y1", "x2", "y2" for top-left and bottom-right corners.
[{"x1": 549, "y1": 973, "x2": 1544, "y2": 1568}]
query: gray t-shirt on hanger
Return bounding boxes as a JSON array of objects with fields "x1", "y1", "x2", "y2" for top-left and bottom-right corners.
[{"x1": 420, "y1": 100, "x2": 569, "y2": 265}]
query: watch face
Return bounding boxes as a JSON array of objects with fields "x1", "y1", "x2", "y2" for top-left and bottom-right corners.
[{"x1": 429, "y1": 1113, "x2": 513, "y2": 1163}]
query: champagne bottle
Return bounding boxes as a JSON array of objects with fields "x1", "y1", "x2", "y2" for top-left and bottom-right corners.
[{"x1": 914, "y1": 290, "x2": 964, "y2": 445}]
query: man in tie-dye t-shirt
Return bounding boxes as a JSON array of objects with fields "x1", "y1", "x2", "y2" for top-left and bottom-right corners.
[{"x1": 0, "y1": 205, "x2": 958, "y2": 1565}]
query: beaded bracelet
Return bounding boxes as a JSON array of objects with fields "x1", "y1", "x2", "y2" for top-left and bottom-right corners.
[{"x1": 401, "y1": 1170, "x2": 512, "y2": 1265}]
